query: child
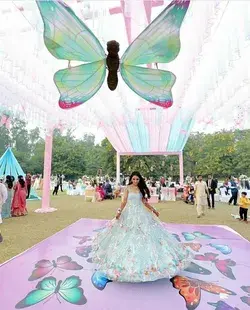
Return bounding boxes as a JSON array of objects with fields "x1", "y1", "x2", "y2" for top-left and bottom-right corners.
[
  {"x1": 239, "y1": 192, "x2": 250, "y2": 223},
  {"x1": 188, "y1": 186, "x2": 195, "y2": 204}
]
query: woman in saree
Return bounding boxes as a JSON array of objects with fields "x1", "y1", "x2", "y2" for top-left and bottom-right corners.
[{"x1": 11, "y1": 175, "x2": 28, "y2": 217}]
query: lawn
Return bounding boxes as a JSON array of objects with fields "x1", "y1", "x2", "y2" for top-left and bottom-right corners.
[{"x1": 1, "y1": 192, "x2": 249, "y2": 264}]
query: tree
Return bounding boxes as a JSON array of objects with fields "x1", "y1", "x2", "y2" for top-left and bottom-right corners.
[{"x1": 0, "y1": 125, "x2": 11, "y2": 154}]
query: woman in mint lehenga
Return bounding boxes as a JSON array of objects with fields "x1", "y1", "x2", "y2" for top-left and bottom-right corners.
[
  {"x1": 92, "y1": 171, "x2": 193, "y2": 283},
  {"x1": 1, "y1": 175, "x2": 14, "y2": 219}
]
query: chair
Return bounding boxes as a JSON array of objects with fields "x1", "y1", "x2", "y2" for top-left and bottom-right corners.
[
  {"x1": 160, "y1": 187, "x2": 168, "y2": 201},
  {"x1": 168, "y1": 188, "x2": 176, "y2": 201},
  {"x1": 84, "y1": 189, "x2": 96, "y2": 202},
  {"x1": 148, "y1": 187, "x2": 159, "y2": 204}
]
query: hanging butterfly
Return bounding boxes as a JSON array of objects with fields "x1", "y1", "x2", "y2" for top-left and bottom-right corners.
[
  {"x1": 73, "y1": 236, "x2": 92, "y2": 244},
  {"x1": 16, "y1": 276, "x2": 87, "y2": 308},
  {"x1": 241, "y1": 285, "x2": 250, "y2": 307},
  {"x1": 28, "y1": 256, "x2": 83, "y2": 281},
  {"x1": 36, "y1": 0, "x2": 190, "y2": 109},
  {"x1": 184, "y1": 243, "x2": 202, "y2": 252},
  {"x1": 208, "y1": 243, "x2": 232, "y2": 255},
  {"x1": 194, "y1": 252, "x2": 236, "y2": 280},
  {"x1": 184, "y1": 262, "x2": 212, "y2": 275},
  {"x1": 91, "y1": 271, "x2": 112, "y2": 291},
  {"x1": 182, "y1": 231, "x2": 215, "y2": 242},
  {"x1": 170, "y1": 276, "x2": 236, "y2": 310},
  {"x1": 76, "y1": 245, "x2": 92, "y2": 258},
  {"x1": 207, "y1": 301, "x2": 240, "y2": 310}
]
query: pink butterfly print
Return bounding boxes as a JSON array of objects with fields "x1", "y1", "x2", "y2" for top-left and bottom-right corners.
[
  {"x1": 76, "y1": 245, "x2": 92, "y2": 258},
  {"x1": 241, "y1": 286, "x2": 250, "y2": 306},
  {"x1": 28, "y1": 256, "x2": 83, "y2": 281},
  {"x1": 73, "y1": 236, "x2": 92, "y2": 245},
  {"x1": 194, "y1": 252, "x2": 236, "y2": 280}
]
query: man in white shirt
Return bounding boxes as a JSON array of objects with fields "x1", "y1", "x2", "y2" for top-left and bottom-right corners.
[{"x1": 194, "y1": 175, "x2": 209, "y2": 218}]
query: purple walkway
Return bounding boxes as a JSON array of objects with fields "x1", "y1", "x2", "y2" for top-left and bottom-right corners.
[{"x1": 1, "y1": 219, "x2": 250, "y2": 310}]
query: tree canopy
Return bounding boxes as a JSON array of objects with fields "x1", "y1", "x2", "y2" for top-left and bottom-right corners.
[{"x1": 0, "y1": 119, "x2": 249, "y2": 179}]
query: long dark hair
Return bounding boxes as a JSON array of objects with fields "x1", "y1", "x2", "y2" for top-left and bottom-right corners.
[
  {"x1": 18, "y1": 175, "x2": 25, "y2": 188},
  {"x1": 6, "y1": 175, "x2": 14, "y2": 189},
  {"x1": 129, "y1": 171, "x2": 150, "y2": 199}
]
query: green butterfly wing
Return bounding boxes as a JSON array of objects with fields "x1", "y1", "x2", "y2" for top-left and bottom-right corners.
[
  {"x1": 54, "y1": 61, "x2": 106, "y2": 109},
  {"x1": 58, "y1": 276, "x2": 87, "y2": 305},
  {"x1": 36, "y1": 0, "x2": 105, "y2": 62},
  {"x1": 121, "y1": 0, "x2": 190, "y2": 65},
  {"x1": 120, "y1": 65, "x2": 176, "y2": 108},
  {"x1": 15, "y1": 277, "x2": 56, "y2": 309},
  {"x1": 120, "y1": 0, "x2": 189, "y2": 108}
]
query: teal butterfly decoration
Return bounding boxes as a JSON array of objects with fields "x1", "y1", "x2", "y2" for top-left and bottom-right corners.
[
  {"x1": 36, "y1": 0, "x2": 190, "y2": 109},
  {"x1": 15, "y1": 276, "x2": 87, "y2": 308}
]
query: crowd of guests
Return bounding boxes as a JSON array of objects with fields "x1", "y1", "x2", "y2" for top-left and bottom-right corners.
[
  {"x1": 183, "y1": 174, "x2": 249, "y2": 222},
  {"x1": 0, "y1": 174, "x2": 29, "y2": 243}
]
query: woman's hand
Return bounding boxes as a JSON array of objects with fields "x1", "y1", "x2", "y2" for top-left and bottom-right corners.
[
  {"x1": 153, "y1": 209, "x2": 159, "y2": 217},
  {"x1": 115, "y1": 208, "x2": 122, "y2": 220}
]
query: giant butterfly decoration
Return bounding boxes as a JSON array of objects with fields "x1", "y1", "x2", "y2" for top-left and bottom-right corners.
[{"x1": 36, "y1": 0, "x2": 190, "y2": 109}]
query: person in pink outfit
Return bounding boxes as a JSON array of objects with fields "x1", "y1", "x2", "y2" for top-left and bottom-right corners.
[
  {"x1": 96, "y1": 183, "x2": 105, "y2": 201},
  {"x1": 11, "y1": 176, "x2": 27, "y2": 217}
]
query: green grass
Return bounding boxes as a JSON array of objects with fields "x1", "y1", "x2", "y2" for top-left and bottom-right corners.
[{"x1": 1, "y1": 192, "x2": 249, "y2": 264}]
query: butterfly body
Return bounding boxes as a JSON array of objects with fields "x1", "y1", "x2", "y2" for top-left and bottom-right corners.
[
  {"x1": 106, "y1": 40, "x2": 120, "y2": 90},
  {"x1": 52, "y1": 260, "x2": 57, "y2": 268},
  {"x1": 55, "y1": 280, "x2": 62, "y2": 293}
]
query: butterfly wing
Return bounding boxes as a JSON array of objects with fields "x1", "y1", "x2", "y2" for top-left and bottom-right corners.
[
  {"x1": 15, "y1": 277, "x2": 56, "y2": 309},
  {"x1": 182, "y1": 233, "x2": 195, "y2": 242},
  {"x1": 194, "y1": 253, "x2": 219, "y2": 262},
  {"x1": 36, "y1": 0, "x2": 105, "y2": 62},
  {"x1": 208, "y1": 244, "x2": 232, "y2": 255},
  {"x1": 91, "y1": 271, "x2": 112, "y2": 291},
  {"x1": 193, "y1": 232, "x2": 215, "y2": 240},
  {"x1": 59, "y1": 276, "x2": 87, "y2": 305},
  {"x1": 73, "y1": 236, "x2": 91, "y2": 245},
  {"x1": 54, "y1": 61, "x2": 106, "y2": 109},
  {"x1": 184, "y1": 243, "x2": 202, "y2": 252},
  {"x1": 214, "y1": 259, "x2": 236, "y2": 280},
  {"x1": 172, "y1": 233, "x2": 181, "y2": 242},
  {"x1": 76, "y1": 245, "x2": 92, "y2": 257},
  {"x1": 241, "y1": 296, "x2": 250, "y2": 306},
  {"x1": 93, "y1": 227, "x2": 106, "y2": 232},
  {"x1": 241, "y1": 286, "x2": 250, "y2": 294},
  {"x1": 28, "y1": 260, "x2": 54, "y2": 281},
  {"x1": 120, "y1": 65, "x2": 175, "y2": 108},
  {"x1": 120, "y1": 0, "x2": 189, "y2": 108},
  {"x1": 198, "y1": 279, "x2": 236, "y2": 296},
  {"x1": 171, "y1": 276, "x2": 201, "y2": 310},
  {"x1": 184, "y1": 262, "x2": 212, "y2": 275},
  {"x1": 121, "y1": 0, "x2": 190, "y2": 66},
  {"x1": 56, "y1": 256, "x2": 83, "y2": 270},
  {"x1": 207, "y1": 301, "x2": 240, "y2": 310}
]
